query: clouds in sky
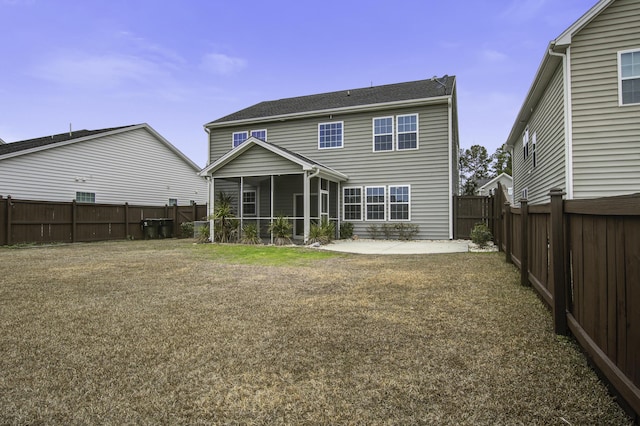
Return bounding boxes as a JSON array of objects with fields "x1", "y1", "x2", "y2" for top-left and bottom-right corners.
[{"x1": 201, "y1": 53, "x2": 247, "y2": 76}]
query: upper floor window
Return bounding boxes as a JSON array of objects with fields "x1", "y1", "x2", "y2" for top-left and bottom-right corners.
[
  {"x1": 318, "y1": 122, "x2": 343, "y2": 149},
  {"x1": 397, "y1": 114, "x2": 418, "y2": 150},
  {"x1": 619, "y1": 49, "x2": 640, "y2": 105},
  {"x1": 532, "y1": 132, "x2": 537, "y2": 167},
  {"x1": 76, "y1": 192, "x2": 95, "y2": 203},
  {"x1": 373, "y1": 117, "x2": 394, "y2": 151},
  {"x1": 233, "y1": 131, "x2": 248, "y2": 148},
  {"x1": 251, "y1": 129, "x2": 267, "y2": 141}
]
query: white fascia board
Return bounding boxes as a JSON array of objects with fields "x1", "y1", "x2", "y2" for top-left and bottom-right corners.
[
  {"x1": 205, "y1": 96, "x2": 451, "y2": 129},
  {"x1": 554, "y1": 0, "x2": 613, "y2": 47}
]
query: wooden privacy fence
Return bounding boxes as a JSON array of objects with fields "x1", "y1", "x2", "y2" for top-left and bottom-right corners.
[
  {"x1": 453, "y1": 195, "x2": 494, "y2": 239},
  {"x1": 0, "y1": 196, "x2": 208, "y2": 246},
  {"x1": 499, "y1": 186, "x2": 640, "y2": 421}
]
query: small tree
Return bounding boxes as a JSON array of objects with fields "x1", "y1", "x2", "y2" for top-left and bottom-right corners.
[
  {"x1": 212, "y1": 192, "x2": 239, "y2": 243},
  {"x1": 470, "y1": 223, "x2": 493, "y2": 248}
]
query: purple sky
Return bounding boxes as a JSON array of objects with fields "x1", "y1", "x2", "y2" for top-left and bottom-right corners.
[{"x1": 1, "y1": 0, "x2": 597, "y2": 166}]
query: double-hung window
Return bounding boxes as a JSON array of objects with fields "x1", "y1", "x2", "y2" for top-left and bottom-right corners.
[
  {"x1": 366, "y1": 186, "x2": 386, "y2": 220},
  {"x1": 232, "y1": 131, "x2": 249, "y2": 148},
  {"x1": 76, "y1": 192, "x2": 95, "y2": 203},
  {"x1": 343, "y1": 187, "x2": 362, "y2": 221},
  {"x1": 397, "y1": 114, "x2": 418, "y2": 150},
  {"x1": 373, "y1": 117, "x2": 394, "y2": 151},
  {"x1": 523, "y1": 128, "x2": 530, "y2": 160},
  {"x1": 243, "y1": 191, "x2": 257, "y2": 216},
  {"x1": 251, "y1": 129, "x2": 267, "y2": 141},
  {"x1": 318, "y1": 122, "x2": 343, "y2": 149},
  {"x1": 619, "y1": 49, "x2": 640, "y2": 105},
  {"x1": 389, "y1": 185, "x2": 410, "y2": 220}
]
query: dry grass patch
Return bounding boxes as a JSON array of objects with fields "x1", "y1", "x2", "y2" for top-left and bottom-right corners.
[{"x1": 0, "y1": 240, "x2": 632, "y2": 425}]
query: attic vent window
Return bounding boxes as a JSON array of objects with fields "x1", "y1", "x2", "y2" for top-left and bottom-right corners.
[{"x1": 619, "y1": 49, "x2": 640, "y2": 105}]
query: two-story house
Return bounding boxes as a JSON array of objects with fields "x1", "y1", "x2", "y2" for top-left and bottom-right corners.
[
  {"x1": 505, "y1": 0, "x2": 640, "y2": 204},
  {"x1": 199, "y1": 77, "x2": 459, "y2": 242}
]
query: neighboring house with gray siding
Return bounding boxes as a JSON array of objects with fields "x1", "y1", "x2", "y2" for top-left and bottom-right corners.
[
  {"x1": 505, "y1": 0, "x2": 640, "y2": 204},
  {"x1": 0, "y1": 123, "x2": 207, "y2": 205},
  {"x1": 200, "y1": 77, "x2": 459, "y2": 242}
]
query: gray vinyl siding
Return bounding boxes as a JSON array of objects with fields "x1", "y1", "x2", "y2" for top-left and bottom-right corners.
[
  {"x1": 209, "y1": 101, "x2": 453, "y2": 239},
  {"x1": 569, "y1": 0, "x2": 640, "y2": 198},
  {"x1": 215, "y1": 145, "x2": 303, "y2": 178},
  {"x1": 0, "y1": 128, "x2": 207, "y2": 205},
  {"x1": 513, "y1": 65, "x2": 566, "y2": 205}
]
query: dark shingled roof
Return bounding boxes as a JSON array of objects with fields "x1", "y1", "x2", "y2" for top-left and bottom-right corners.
[
  {"x1": 208, "y1": 77, "x2": 455, "y2": 125},
  {"x1": 0, "y1": 125, "x2": 137, "y2": 156}
]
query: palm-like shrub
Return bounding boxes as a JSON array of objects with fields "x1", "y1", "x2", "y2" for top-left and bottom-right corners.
[
  {"x1": 241, "y1": 223, "x2": 262, "y2": 245},
  {"x1": 268, "y1": 215, "x2": 293, "y2": 246},
  {"x1": 212, "y1": 192, "x2": 239, "y2": 243},
  {"x1": 308, "y1": 218, "x2": 336, "y2": 245}
]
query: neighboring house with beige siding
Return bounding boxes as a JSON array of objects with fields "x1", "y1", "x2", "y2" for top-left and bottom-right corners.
[
  {"x1": 200, "y1": 77, "x2": 459, "y2": 242},
  {"x1": 0, "y1": 124, "x2": 207, "y2": 205},
  {"x1": 505, "y1": 0, "x2": 640, "y2": 204}
]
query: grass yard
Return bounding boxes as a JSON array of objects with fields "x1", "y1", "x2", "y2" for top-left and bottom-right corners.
[{"x1": 0, "y1": 240, "x2": 632, "y2": 425}]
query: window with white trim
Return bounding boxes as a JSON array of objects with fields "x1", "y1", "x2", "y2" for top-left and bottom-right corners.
[
  {"x1": 76, "y1": 192, "x2": 95, "y2": 203},
  {"x1": 251, "y1": 129, "x2": 267, "y2": 141},
  {"x1": 620, "y1": 49, "x2": 640, "y2": 105},
  {"x1": 389, "y1": 185, "x2": 410, "y2": 220},
  {"x1": 343, "y1": 187, "x2": 362, "y2": 221},
  {"x1": 169, "y1": 198, "x2": 178, "y2": 206},
  {"x1": 373, "y1": 117, "x2": 393, "y2": 151},
  {"x1": 523, "y1": 128, "x2": 530, "y2": 160},
  {"x1": 318, "y1": 122, "x2": 343, "y2": 149},
  {"x1": 233, "y1": 131, "x2": 249, "y2": 148},
  {"x1": 366, "y1": 186, "x2": 385, "y2": 220},
  {"x1": 243, "y1": 191, "x2": 256, "y2": 216},
  {"x1": 532, "y1": 132, "x2": 537, "y2": 167},
  {"x1": 397, "y1": 114, "x2": 418, "y2": 150}
]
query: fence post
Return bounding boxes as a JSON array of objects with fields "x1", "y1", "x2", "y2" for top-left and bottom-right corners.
[
  {"x1": 124, "y1": 203, "x2": 129, "y2": 238},
  {"x1": 549, "y1": 188, "x2": 568, "y2": 335},
  {"x1": 71, "y1": 200, "x2": 77, "y2": 243},
  {"x1": 505, "y1": 201, "x2": 512, "y2": 264},
  {"x1": 5, "y1": 196, "x2": 11, "y2": 246},
  {"x1": 520, "y1": 198, "x2": 529, "y2": 287}
]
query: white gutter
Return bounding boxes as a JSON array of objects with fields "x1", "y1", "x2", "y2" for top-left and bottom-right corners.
[{"x1": 548, "y1": 46, "x2": 574, "y2": 199}]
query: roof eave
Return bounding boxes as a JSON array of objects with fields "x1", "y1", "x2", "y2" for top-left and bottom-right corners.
[{"x1": 205, "y1": 95, "x2": 452, "y2": 129}]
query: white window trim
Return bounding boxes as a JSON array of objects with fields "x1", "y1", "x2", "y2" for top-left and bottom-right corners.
[
  {"x1": 532, "y1": 132, "x2": 537, "y2": 167},
  {"x1": 232, "y1": 131, "x2": 249, "y2": 148},
  {"x1": 523, "y1": 128, "x2": 530, "y2": 160},
  {"x1": 372, "y1": 116, "x2": 394, "y2": 152},
  {"x1": 618, "y1": 48, "x2": 640, "y2": 106},
  {"x1": 318, "y1": 121, "x2": 344, "y2": 150},
  {"x1": 342, "y1": 186, "x2": 363, "y2": 221},
  {"x1": 396, "y1": 113, "x2": 419, "y2": 151},
  {"x1": 389, "y1": 184, "x2": 411, "y2": 221},
  {"x1": 365, "y1": 186, "x2": 386, "y2": 221},
  {"x1": 242, "y1": 190, "x2": 257, "y2": 216},
  {"x1": 76, "y1": 191, "x2": 96, "y2": 203},
  {"x1": 250, "y1": 129, "x2": 267, "y2": 141}
]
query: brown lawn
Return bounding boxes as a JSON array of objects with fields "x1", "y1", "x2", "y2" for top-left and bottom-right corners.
[{"x1": 0, "y1": 239, "x2": 632, "y2": 425}]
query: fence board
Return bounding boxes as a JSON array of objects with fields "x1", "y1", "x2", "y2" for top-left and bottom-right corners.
[
  {"x1": 453, "y1": 196, "x2": 493, "y2": 239},
  {"x1": 625, "y1": 217, "x2": 640, "y2": 386}
]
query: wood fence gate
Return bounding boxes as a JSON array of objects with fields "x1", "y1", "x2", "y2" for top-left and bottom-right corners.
[{"x1": 453, "y1": 195, "x2": 494, "y2": 240}]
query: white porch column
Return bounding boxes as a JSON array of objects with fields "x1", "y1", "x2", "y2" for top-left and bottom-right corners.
[
  {"x1": 270, "y1": 175, "x2": 274, "y2": 245},
  {"x1": 303, "y1": 171, "x2": 310, "y2": 243},
  {"x1": 208, "y1": 176, "x2": 215, "y2": 243}
]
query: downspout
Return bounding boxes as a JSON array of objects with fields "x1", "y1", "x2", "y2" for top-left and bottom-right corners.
[
  {"x1": 304, "y1": 166, "x2": 322, "y2": 243},
  {"x1": 548, "y1": 46, "x2": 573, "y2": 199},
  {"x1": 447, "y1": 97, "x2": 453, "y2": 239},
  {"x1": 204, "y1": 126, "x2": 214, "y2": 241}
]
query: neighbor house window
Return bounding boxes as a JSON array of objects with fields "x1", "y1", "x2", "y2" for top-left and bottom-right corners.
[
  {"x1": 619, "y1": 49, "x2": 640, "y2": 105},
  {"x1": 397, "y1": 114, "x2": 418, "y2": 150},
  {"x1": 532, "y1": 132, "x2": 537, "y2": 167},
  {"x1": 243, "y1": 191, "x2": 256, "y2": 216},
  {"x1": 233, "y1": 131, "x2": 249, "y2": 147},
  {"x1": 169, "y1": 198, "x2": 178, "y2": 206},
  {"x1": 251, "y1": 129, "x2": 267, "y2": 141},
  {"x1": 343, "y1": 187, "x2": 362, "y2": 221},
  {"x1": 366, "y1": 186, "x2": 386, "y2": 220},
  {"x1": 389, "y1": 185, "x2": 410, "y2": 220},
  {"x1": 373, "y1": 117, "x2": 394, "y2": 151},
  {"x1": 318, "y1": 122, "x2": 343, "y2": 149},
  {"x1": 523, "y1": 128, "x2": 530, "y2": 160},
  {"x1": 76, "y1": 192, "x2": 95, "y2": 203}
]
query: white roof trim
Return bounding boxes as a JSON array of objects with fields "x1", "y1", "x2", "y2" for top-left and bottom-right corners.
[
  {"x1": 478, "y1": 173, "x2": 512, "y2": 191},
  {"x1": 199, "y1": 137, "x2": 348, "y2": 181},
  {"x1": 554, "y1": 0, "x2": 614, "y2": 47}
]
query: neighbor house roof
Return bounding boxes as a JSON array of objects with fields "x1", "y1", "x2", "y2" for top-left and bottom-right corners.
[
  {"x1": 206, "y1": 77, "x2": 455, "y2": 127},
  {"x1": 0, "y1": 123, "x2": 202, "y2": 172},
  {"x1": 504, "y1": 0, "x2": 614, "y2": 148}
]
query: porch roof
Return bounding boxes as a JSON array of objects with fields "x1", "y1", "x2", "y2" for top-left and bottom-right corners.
[{"x1": 199, "y1": 137, "x2": 348, "y2": 181}]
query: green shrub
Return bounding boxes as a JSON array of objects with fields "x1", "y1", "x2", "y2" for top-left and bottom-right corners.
[
  {"x1": 470, "y1": 223, "x2": 493, "y2": 248},
  {"x1": 212, "y1": 192, "x2": 239, "y2": 243},
  {"x1": 308, "y1": 218, "x2": 336, "y2": 245},
  {"x1": 367, "y1": 224, "x2": 380, "y2": 240},
  {"x1": 197, "y1": 223, "x2": 210, "y2": 243},
  {"x1": 340, "y1": 222, "x2": 354, "y2": 240},
  {"x1": 268, "y1": 215, "x2": 293, "y2": 246},
  {"x1": 179, "y1": 222, "x2": 194, "y2": 238},
  {"x1": 382, "y1": 223, "x2": 395, "y2": 240},
  {"x1": 241, "y1": 223, "x2": 262, "y2": 245},
  {"x1": 396, "y1": 223, "x2": 419, "y2": 241}
]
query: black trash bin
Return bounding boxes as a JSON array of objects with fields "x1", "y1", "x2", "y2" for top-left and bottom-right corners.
[
  {"x1": 141, "y1": 219, "x2": 160, "y2": 239},
  {"x1": 159, "y1": 219, "x2": 173, "y2": 238}
]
